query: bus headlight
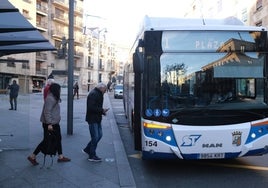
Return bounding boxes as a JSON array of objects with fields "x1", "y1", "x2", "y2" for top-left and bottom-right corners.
[
  {"x1": 251, "y1": 133, "x2": 256, "y2": 139},
  {"x1": 246, "y1": 124, "x2": 268, "y2": 144},
  {"x1": 143, "y1": 121, "x2": 177, "y2": 147},
  {"x1": 166, "y1": 136, "x2": 171, "y2": 141}
]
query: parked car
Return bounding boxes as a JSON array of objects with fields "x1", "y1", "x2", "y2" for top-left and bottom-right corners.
[{"x1": 114, "y1": 84, "x2": 123, "y2": 99}]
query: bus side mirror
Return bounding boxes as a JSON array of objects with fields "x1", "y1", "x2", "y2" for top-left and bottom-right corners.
[{"x1": 133, "y1": 52, "x2": 143, "y2": 73}]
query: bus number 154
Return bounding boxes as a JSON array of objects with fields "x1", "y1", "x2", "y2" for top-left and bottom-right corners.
[{"x1": 145, "y1": 140, "x2": 158, "y2": 147}]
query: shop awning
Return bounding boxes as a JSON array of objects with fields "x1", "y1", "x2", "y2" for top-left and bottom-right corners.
[{"x1": 0, "y1": 0, "x2": 56, "y2": 56}]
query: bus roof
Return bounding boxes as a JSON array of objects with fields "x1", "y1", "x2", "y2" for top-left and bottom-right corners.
[
  {"x1": 130, "y1": 16, "x2": 266, "y2": 52},
  {"x1": 139, "y1": 16, "x2": 266, "y2": 32}
]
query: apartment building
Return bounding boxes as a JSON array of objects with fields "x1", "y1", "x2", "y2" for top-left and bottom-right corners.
[
  {"x1": 83, "y1": 28, "x2": 117, "y2": 91},
  {"x1": 184, "y1": 0, "x2": 268, "y2": 28},
  {"x1": 250, "y1": 0, "x2": 268, "y2": 27},
  {"x1": 0, "y1": 0, "x2": 118, "y2": 94}
]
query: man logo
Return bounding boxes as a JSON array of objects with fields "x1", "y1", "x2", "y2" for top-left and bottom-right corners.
[
  {"x1": 202, "y1": 143, "x2": 222, "y2": 148},
  {"x1": 232, "y1": 131, "x2": 242, "y2": 146}
]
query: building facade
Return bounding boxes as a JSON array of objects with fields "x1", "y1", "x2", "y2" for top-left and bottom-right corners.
[
  {"x1": 3, "y1": 0, "x2": 267, "y2": 95},
  {"x1": 184, "y1": 0, "x2": 268, "y2": 28},
  {"x1": 0, "y1": 0, "x2": 118, "y2": 94}
]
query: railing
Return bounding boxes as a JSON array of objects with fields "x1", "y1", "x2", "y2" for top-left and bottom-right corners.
[
  {"x1": 36, "y1": 21, "x2": 48, "y2": 30},
  {"x1": 36, "y1": 4, "x2": 48, "y2": 14},
  {"x1": 51, "y1": 30, "x2": 66, "y2": 38},
  {"x1": 51, "y1": 13, "x2": 68, "y2": 23},
  {"x1": 36, "y1": 52, "x2": 48, "y2": 60},
  {"x1": 52, "y1": 0, "x2": 68, "y2": 6}
]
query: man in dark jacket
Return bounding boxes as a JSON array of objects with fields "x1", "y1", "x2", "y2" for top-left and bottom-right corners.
[
  {"x1": 8, "y1": 80, "x2": 19, "y2": 110},
  {"x1": 83, "y1": 82, "x2": 109, "y2": 162}
]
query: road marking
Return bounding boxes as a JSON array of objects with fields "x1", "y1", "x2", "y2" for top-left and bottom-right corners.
[
  {"x1": 201, "y1": 162, "x2": 268, "y2": 171},
  {"x1": 105, "y1": 158, "x2": 115, "y2": 162},
  {"x1": 128, "y1": 153, "x2": 142, "y2": 159},
  {"x1": 128, "y1": 154, "x2": 268, "y2": 171},
  {"x1": 115, "y1": 113, "x2": 125, "y2": 116}
]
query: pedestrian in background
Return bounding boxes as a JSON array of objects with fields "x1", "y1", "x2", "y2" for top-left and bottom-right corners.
[
  {"x1": 8, "y1": 80, "x2": 19, "y2": 110},
  {"x1": 83, "y1": 82, "x2": 109, "y2": 162},
  {"x1": 107, "y1": 80, "x2": 112, "y2": 92},
  {"x1": 27, "y1": 83, "x2": 70, "y2": 166},
  {"x1": 73, "y1": 81, "x2": 79, "y2": 99}
]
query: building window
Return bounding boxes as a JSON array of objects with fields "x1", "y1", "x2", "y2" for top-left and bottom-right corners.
[
  {"x1": 55, "y1": 40, "x2": 62, "y2": 49},
  {"x1": 256, "y1": 0, "x2": 262, "y2": 11},
  {"x1": 88, "y1": 72, "x2": 91, "y2": 82},
  {"x1": 99, "y1": 59, "x2": 103, "y2": 70},
  {"x1": 36, "y1": 15, "x2": 42, "y2": 26},
  {"x1": 98, "y1": 73, "x2": 102, "y2": 82},
  {"x1": 22, "y1": 9, "x2": 31, "y2": 19},
  {"x1": 6, "y1": 58, "x2": 15, "y2": 67},
  {"x1": 22, "y1": 63, "x2": 30, "y2": 69},
  {"x1": 87, "y1": 56, "x2": 93, "y2": 68},
  {"x1": 88, "y1": 41, "x2": 92, "y2": 52},
  {"x1": 256, "y1": 21, "x2": 262, "y2": 26},
  {"x1": 55, "y1": 8, "x2": 65, "y2": 20},
  {"x1": 241, "y1": 8, "x2": 247, "y2": 22},
  {"x1": 36, "y1": 1, "x2": 41, "y2": 9}
]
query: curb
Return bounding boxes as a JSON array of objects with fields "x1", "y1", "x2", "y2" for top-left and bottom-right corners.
[{"x1": 105, "y1": 94, "x2": 136, "y2": 188}]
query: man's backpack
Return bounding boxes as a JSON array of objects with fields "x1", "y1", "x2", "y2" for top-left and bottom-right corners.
[{"x1": 40, "y1": 131, "x2": 57, "y2": 168}]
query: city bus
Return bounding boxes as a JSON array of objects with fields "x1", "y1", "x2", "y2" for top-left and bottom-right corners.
[{"x1": 123, "y1": 16, "x2": 268, "y2": 160}]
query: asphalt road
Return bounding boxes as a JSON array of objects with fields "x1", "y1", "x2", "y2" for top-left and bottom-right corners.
[{"x1": 109, "y1": 94, "x2": 268, "y2": 188}]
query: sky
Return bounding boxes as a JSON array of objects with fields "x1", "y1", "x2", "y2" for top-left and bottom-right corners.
[{"x1": 84, "y1": 0, "x2": 192, "y2": 48}]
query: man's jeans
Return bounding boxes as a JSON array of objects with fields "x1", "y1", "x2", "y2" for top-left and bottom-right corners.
[
  {"x1": 10, "y1": 97, "x2": 17, "y2": 110},
  {"x1": 85, "y1": 123, "x2": 103, "y2": 157}
]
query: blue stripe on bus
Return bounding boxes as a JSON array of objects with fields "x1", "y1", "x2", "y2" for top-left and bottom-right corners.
[
  {"x1": 142, "y1": 151, "x2": 242, "y2": 160},
  {"x1": 142, "y1": 151, "x2": 177, "y2": 160},
  {"x1": 144, "y1": 127, "x2": 177, "y2": 146},
  {"x1": 245, "y1": 125, "x2": 268, "y2": 144},
  {"x1": 244, "y1": 148, "x2": 268, "y2": 156}
]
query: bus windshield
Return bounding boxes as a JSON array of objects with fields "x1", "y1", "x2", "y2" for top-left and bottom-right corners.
[{"x1": 144, "y1": 30, "x2": 268, "y2": 125}]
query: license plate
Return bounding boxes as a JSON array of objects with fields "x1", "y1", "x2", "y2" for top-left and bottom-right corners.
[{"x1": 199, "y1": 153, "x2": 225, "y2": 159}]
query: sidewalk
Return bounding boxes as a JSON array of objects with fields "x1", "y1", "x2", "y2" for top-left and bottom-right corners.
[{"x1": 0, "y1": 92, "x2": 136, "y2": 188}]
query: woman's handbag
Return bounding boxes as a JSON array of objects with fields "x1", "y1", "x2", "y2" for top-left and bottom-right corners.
[{"x1": 40, "y1": 131, "x2": 57, "y2": 168}]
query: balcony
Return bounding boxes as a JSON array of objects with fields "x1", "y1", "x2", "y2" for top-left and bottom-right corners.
[
  {"x1": 52, "y1": 0, "x2": 68, "y2": 9},
  {"x1": 74, "y1": 50, "x2": 83, "y2": 58},
  {"x1": 36, "y1": 21, "x2": 48, "y2": 32},
  {"x1": 51, "y1": 29, "x2": 66, "y2": 39},
  {"x1": 74, "y1": 6, "x2": 83, "y2": 15},
  {"x1": 74, "y1": 20, "x2": 83, "y2": 29},
  {"x1": 36, "y1": 4, "x2": 48, "y2": 16},
  {"x1": 36, "y1": 52, "x2": 48, "y2": 61},
  {"x1": 74, "y1": 66, "x2": 81, "y2": 72},
  {"x1": 99, "y1": 66, "x2": 104, "y2": 71},
  {"x1": 74, "y1": 34, "x2": 84, "y2": 45},
  {"x1": 51, "y1": 13, "x2": 68, "y2": 25},
  {"x1": 36, "y1": 68, "x2": 47, "y2": 76},
  {"x1": 87, "y1": 62, "x2": 94, "y2": 70}
]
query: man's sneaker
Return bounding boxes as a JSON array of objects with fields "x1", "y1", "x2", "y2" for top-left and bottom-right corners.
[{"x1": 88, "y1": 156, "x2": 102, "y2": 162}]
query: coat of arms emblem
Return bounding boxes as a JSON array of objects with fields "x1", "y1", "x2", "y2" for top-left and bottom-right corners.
[{"x1": 232, "y1": 131, "x2": 242, "y2": 146}]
